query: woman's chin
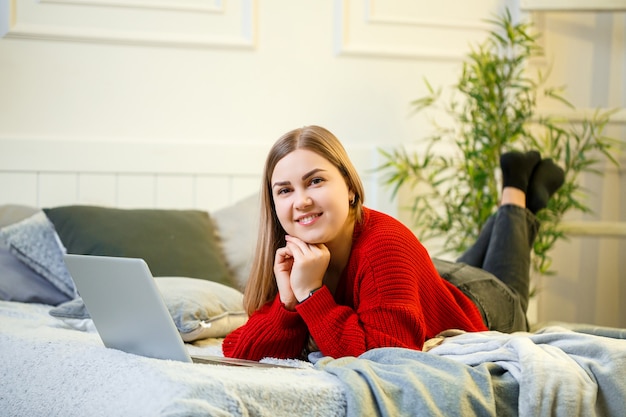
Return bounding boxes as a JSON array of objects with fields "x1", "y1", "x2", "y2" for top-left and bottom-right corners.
[{"x1": 293, "y1": 234, "x2": 324, "y2": 245}]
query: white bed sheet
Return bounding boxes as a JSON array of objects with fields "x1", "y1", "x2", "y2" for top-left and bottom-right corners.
[{"x1": 0, "y1": 300, "x2": 346, "y2": 417}]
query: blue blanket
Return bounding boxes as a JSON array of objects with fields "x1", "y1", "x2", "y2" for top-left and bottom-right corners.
[{"x1": 314, "y1": 326, "x2": 626, "y2": 417}]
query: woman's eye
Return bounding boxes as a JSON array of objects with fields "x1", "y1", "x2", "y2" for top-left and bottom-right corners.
[
  {"x1": 277, "y1": 187, "x2": 291, "y2": 195},
  {"x1": 310, "y1": 177, "x2": 324, "y2": 186}
]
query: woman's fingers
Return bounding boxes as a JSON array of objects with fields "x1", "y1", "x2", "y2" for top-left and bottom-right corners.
[
  {"x1": 284, "y1": 235, "x2": 329, "y2": 300},
  {"x1": 274, "y1": 246, "x2": 297, "y2": 309},
  {"x1": 285, "y1": 235, "x2": 327, "y2": 259}
]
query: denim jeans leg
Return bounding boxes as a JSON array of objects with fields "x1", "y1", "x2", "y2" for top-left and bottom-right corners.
[
  {"x1": 435, "y1": 258, "x2": 528, "y2": 332},
  {"x1": 457, "y1": 215, "x2": 495, "y2": 267},
  {"x1": 457, "y1": 205, "x2": 538, "y2": 312},
  {"x1": 477, "y1": 205, "x2": 538, "y2": 313},
  {"x1": 440, "y1": 205, "x2": 539, "y2": 333}
]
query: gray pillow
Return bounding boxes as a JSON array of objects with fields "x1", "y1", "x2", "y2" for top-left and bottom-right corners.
[
  {"x1": 50, "y1": 277, "x2": 248, "y2": 341},
  {"x1": 0, "y1": 212, "x2": 76, "y2": 300},
  {"x1": 0, "y1": 242, "x2": 70, "y2": 305},
  {"x1": 0, "y1": 208, "x2": 74, "y2": 305}
]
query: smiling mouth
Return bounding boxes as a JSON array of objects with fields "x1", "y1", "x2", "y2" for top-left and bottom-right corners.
[{"x1": 296, "y1": 213, "x2": 321, "y2": 225}]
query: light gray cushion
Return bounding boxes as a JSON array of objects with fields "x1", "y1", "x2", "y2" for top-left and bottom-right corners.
[
  {"x1": 0, "y1": 204, "x2": 40, "y2": 228},
  {"x1": 212, "y1": 194, "x2": 259, "y2": 290},
  {"x1": 50, "y1": 277, "x2": 248, "y2": 341}
]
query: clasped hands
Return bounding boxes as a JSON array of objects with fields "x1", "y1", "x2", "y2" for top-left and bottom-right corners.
[{"x1": 274, "y1": 235, "x2": 330, "y2": 310}]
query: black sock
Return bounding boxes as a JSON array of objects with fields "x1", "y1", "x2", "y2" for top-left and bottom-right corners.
[
  {"x1": 500, "y1": 150, "x2": 541, "y2": 193},
  {"x1": 526, "y1": 158, "x2": 565, "y2": 214}
]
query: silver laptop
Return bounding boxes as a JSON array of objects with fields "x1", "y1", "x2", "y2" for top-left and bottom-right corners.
[{"x1": 63, "y1": 254, "x2": 293, "y2": 368}]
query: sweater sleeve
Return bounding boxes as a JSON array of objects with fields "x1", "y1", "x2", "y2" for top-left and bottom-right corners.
[
  {"x1": 222, "y1": 296, "x2": 309, "y2": 361},
  {"x1": 295, "y1": 252, "x2": 427, "y2": 359},
  {"x1": 296, "y1": 284, "x2": 425, "y2": 358}
]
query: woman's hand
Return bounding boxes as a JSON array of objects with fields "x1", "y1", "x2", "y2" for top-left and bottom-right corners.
[
  {"x1": 274, "y1": 246, "x2": 298, "y2": 310},
  {"x1": 284, "y1": 235, "x2": 329, "y2": 302},
  {"x1": 274, "y1": 235, "x2": 330, "y2": 310}
]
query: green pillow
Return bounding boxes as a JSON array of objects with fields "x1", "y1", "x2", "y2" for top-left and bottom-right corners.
[{"x1": 43, "y1": 206, "x2": 235, "y2": 288}]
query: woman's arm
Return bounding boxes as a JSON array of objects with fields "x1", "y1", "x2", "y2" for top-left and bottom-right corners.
[
  {"x1": 222, "y1": 296, "x2": 309, "y2": 361},
  {"x1": 296, "y1": 275, "x2": 426, "y2": 359}
]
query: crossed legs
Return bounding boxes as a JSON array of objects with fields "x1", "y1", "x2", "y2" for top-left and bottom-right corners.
[{"x1": 457, "y1": 151, "x2": 564, "y2": 313}]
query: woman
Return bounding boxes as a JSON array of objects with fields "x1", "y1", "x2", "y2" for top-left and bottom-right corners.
[{"x1": 222, "y1": 125, "x2": 564, "y2": 361}]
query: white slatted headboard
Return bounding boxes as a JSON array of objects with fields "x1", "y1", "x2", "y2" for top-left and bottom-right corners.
[{"x1": 0, "y1": 138, "x2": 392, "y2": 213}]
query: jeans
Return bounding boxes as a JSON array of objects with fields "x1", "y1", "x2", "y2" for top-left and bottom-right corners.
[{"x1": 435, "y1": 205, "x2": 539, "y2": 333}]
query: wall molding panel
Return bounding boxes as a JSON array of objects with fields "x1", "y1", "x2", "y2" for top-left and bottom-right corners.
[
  {"x1": 41, "y1": 0, "x2": 224, "y2": 13},
  {"x1": 534, "y1": 108, "x2": 626, "y2": 124},
  {"x1": 334, "y1": 0, "x2": 496, "y2": 60},
  {"x1": 1, "y1": 0, "x2": 256, "y2": 49},
  {"x1": 521, "y1": 0, "x2": 626, "y2": 12}
]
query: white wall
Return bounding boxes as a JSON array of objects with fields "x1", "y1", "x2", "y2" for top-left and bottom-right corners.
[
  {"x1": 0, "y1": 0, "x2": 505, "y2": 148},
  {"x1": 524, "y1": 7, "x2": 626, "y2": 328},
  {"x1": 0, "y1": 0, "x2": 509, "y2": 210},
  {"x1": 1, "y1": 0, "x2": 624, "y2": 327}
]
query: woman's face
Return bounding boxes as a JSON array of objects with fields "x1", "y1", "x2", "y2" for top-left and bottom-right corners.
[{"x1": 271, "y1": 149, "x2": 354, "y2": 245}]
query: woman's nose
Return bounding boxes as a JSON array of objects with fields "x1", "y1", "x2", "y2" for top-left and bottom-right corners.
[{"x1": 295, "y1": 192, "x2": 312, "y2": 209}]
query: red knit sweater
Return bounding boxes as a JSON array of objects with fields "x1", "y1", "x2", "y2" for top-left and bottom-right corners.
[{"x1": 222, "y1": 208, "x2": 487, "y2": 360}]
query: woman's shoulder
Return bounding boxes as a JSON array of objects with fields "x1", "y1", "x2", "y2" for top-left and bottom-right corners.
[
  {"x1": 360, "y1": 207, "x2": 412, "y2": 233},
  {"x1": 350, "y1": 208, "x2": 433, "y2": 280},
  {"x1": 357, "y1": 207, "x2": 420, "y2": 245}
]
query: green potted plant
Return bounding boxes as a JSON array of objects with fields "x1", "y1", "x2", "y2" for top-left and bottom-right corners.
[{"x1": 378, "y1": 9, "x2": 620, "y2": 279}]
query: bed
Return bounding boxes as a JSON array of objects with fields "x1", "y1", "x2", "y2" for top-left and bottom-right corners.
[
  {"x1": 1, "y1": 140, "x2": 626, "y2": 417},
  {"x1": 1, "y1": 198, "x2": 626, "y2": 417}
]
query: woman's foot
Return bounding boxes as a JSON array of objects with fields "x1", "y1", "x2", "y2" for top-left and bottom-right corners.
[
  {"x1": 526, "y1": 159, "x2": 565, "y2": 214},
  {"x1": 500, "y1": 150, "x2": 541, "y2": 193}
]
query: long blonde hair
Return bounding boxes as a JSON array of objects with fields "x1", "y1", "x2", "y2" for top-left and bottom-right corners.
[{"x1": 243, "y1": 125, "x2": 365, "y2": 315}]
